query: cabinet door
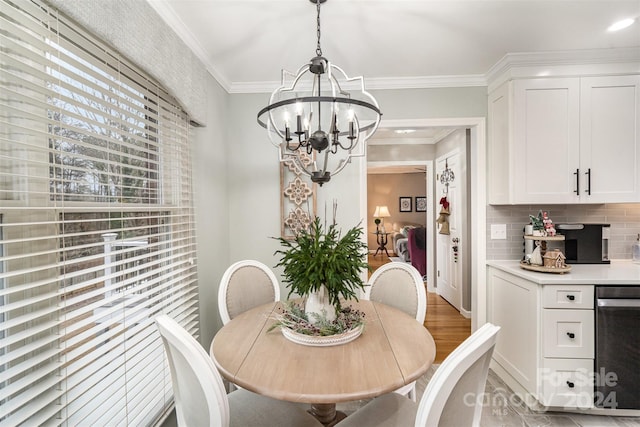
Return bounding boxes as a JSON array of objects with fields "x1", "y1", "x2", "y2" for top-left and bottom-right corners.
[
  {"x1": 580, "y1": 75, "x2": 640, "y2": 203},
  {"x1": 513, "y1": 78, "x2": 580, "y2": 204},
  {"x1": 487, "y1": 268, "x2": 539, "y2": 394},
  {"x1": 488, "y1": 83, "x2": 511, "y2": 204}
]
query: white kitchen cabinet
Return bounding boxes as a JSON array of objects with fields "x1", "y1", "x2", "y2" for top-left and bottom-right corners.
[
  {"x1": 579, "y1": 75, "x2": 640, "y2": 203},
  {"x1": 487, "y1": 267, "x2": 595, "y2": 410},
  {"x1": 513, "y1": 78, "x2": 581, "y2": 204},
  {"x1": 488, "y1": 74, "x2": 640, "y2": 204}
]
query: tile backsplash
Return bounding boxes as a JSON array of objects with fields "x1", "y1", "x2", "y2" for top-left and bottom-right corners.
[{"x1": 486, "y1": 204, "x2": 640, "y2": 260}]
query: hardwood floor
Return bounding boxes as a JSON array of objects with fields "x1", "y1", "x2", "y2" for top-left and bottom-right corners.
[{"x1": 367, "y1": 253, "x2": 471, "y2": 363}]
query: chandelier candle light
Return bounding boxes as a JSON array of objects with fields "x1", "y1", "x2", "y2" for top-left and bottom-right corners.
[{"x1": 257, "y1": 0, "x2": 382, "y2": 185}]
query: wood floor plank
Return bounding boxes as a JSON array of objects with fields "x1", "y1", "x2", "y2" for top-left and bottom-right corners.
[{"x1": 368, "y1": 255, "x2": 471, "y2": 363}]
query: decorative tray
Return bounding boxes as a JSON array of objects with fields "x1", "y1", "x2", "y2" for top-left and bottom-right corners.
[
  {"x1": 281, "y1": 324, "x2": 364, "y2": 347},
  {"x1": 519, "y1": 261, "x2": 572, "y2": 274}
]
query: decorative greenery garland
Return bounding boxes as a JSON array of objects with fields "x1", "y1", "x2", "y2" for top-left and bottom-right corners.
[{"x1": 268, "y1": 301, "x2": 366, "y2": 336}]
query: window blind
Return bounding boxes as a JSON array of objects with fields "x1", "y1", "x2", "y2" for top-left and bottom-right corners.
[{"x1": 0, "y1": 1, "x2": 200, "y2": 425}]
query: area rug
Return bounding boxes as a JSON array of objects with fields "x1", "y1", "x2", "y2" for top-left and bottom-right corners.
[{"x1": 388, "y1": 256, "x2": 409, "y2": 263}]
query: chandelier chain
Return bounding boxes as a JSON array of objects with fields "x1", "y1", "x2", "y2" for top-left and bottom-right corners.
[{"x1": 316, "y1": 0, "x2": 322, "y2": 56}]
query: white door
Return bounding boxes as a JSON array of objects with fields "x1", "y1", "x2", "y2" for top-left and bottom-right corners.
[{"x1": 436, "y1": 152, "x2": 461, "y2": 310}]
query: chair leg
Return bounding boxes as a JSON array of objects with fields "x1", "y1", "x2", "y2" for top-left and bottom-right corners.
[{"x1": 408, "y1": 385, "x2": 416, "y2": 402}]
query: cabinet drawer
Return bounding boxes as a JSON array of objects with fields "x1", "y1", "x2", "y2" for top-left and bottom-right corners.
[
  {"x1": 543, "y1": 309, "x2": 594, "y2": 358},
  {"x1": 542, "y1": 358, "x2": 594, "y2": 409},
  {"x1": 542, "y1": 285, "x2": 593, "y2": 309}
]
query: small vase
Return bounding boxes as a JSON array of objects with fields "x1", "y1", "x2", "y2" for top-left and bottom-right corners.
[{"x1": 305, "y1": 285, "x2": 336, "y2": 324}]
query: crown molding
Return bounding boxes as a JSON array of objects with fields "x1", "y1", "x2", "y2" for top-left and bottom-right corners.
[
  {"x1": 228, "y1": 74, "x2": 487, "y2": 94},
  {"x1": 486, "y1": 47, "x2": 640, "y2": 92},
  {"x1": 147, "y1": 0, "x2": 232, "y2": 93}
]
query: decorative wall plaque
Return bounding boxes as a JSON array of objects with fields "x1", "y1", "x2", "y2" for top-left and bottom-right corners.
[{"x1": 281, "y1": 153, "x2": 316, "y2": 239}]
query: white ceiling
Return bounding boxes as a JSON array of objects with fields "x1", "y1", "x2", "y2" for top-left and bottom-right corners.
[
  {"x1": 149, "y1": 0, "x2": 639, "y2": 167},
  {"x1": 148, "y1": 0, "x2": 640, "y2": 93}
]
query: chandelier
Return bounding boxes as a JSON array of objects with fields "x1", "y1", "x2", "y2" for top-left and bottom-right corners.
[{"x1": 257, "y1": 0, "x2": 382, "y2": 185}]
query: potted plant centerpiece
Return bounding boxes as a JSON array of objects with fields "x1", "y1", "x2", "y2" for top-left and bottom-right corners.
[{"x1": 272, "y1": 215, "x2": 370, "y2": 342}]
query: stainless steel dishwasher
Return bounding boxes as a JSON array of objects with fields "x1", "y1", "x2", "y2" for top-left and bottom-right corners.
[{"x1": 595, "y1": 286, "x2": 640, "y2": 409}]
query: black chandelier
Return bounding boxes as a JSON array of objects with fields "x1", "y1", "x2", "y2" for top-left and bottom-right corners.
[{"x1": 257, "y1": 0, "x2": 382, "y2": 185}]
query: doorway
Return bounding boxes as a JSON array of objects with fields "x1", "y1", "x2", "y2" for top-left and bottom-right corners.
[{"x1": 361, "y1": 118, "x2": 486, "y2": 331}]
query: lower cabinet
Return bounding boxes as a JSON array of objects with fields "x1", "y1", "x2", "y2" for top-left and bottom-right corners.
[{"x1": 488, "y1": 267, "x2": 595, "y2": 409}]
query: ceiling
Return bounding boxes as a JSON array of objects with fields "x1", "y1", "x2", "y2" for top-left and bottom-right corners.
[
  {"x1": 148, "y1": 0, "x2": 640, "y2": 93},
  {"x1": 149, "y1": 0, "x2": 639, "y2": 171}
]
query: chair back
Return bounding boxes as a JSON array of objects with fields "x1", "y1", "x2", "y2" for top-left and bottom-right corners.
[
  {"x1": 365, "y1": 262, "x2": 427, "y2": 322},
  {"x1": 218, "y1": 260, "x2": 280, "y2": 324},
  {"x1": 155, "y1": 315, "x2": 230, "y2": 427},
  {"x1": 415, "y1": 323, "x2": 501, "y2": 427}
]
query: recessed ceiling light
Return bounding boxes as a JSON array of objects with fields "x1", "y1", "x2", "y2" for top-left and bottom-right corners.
[
  {"x1": 607, "y1": 18, "x2": 635, "y2": 32},
  {"x1": 394, "y1": 129, "x2": 416, "y2": 134}
]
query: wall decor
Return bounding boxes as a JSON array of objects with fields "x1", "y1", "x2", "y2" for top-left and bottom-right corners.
[
  {"x1": 281, "y1": 153, "x2": 316, "y2": 239},
  {"x1": 399, "y1": 197, "x2": 412, "y2": 212},
  {"x1": 415, "y1": 196, "x2": 427, "y2": 212}
]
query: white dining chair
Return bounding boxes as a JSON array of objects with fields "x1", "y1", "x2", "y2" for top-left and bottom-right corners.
[
  {"x1": 155, "y1": 315, "x2": 323, "y2": 427},
  {"x1": 336, "y1": 323, "x2": 501, "y2": 427},
  {"x1": 218, "y1": 260, "x2": 280, "y2": 325},
  {"x1": 364, "y1": 262, "x2": 427, "y2": 401}
]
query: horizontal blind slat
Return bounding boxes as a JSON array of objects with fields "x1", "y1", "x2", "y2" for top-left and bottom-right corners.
[{"x1": 1, "y1": 0, "x2": 199, "y2": 425}]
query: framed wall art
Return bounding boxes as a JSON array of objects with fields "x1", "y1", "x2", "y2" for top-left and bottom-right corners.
[
  {"x1": 415, "y1": 196, "x2": 427, "y2": 212},
  {"x1": 399, "y1": 196, "x2": 412, "y2": 212}
]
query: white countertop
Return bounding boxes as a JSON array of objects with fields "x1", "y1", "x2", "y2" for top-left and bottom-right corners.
[{"x1": 487, "y1": 260, "x2": 640, "y2": 285}]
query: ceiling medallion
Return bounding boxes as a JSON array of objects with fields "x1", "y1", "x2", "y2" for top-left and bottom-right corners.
[{"x1": 257, "y1": 0, "x2": 382, "y2": 185}]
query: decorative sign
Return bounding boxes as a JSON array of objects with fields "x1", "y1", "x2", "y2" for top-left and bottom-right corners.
[{"x1": 281, "y1": 152, "x2": 316, "y2": 239}]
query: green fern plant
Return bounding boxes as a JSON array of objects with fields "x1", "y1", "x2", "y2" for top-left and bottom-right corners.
[{"x1": 274, "y1": 216, "x2": 370, "y2": 312}]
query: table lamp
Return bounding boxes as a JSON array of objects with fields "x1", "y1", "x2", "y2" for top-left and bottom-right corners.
[{"x1": 373, "y1": 205, "x2": 391, "y2": 232}]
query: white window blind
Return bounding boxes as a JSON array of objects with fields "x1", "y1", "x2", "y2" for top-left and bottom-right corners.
[{"x1": 0, "y1": 1, "x2": 200, "y2": 425}]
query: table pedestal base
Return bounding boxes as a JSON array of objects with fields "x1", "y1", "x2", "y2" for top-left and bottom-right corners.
[{"x1": 309, "y1": 403, "x2": 347, "y2": 427}]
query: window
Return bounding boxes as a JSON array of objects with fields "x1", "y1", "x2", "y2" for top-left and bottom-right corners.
[{"x1": 0, "y1": 1, "x2": 199, "y2": 425}]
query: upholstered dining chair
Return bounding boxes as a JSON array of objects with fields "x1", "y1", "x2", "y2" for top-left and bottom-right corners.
[
  {"x1": 336, "y1": 323, "x2": 501, "y2": 427},
  {"x1": 218, "y1": 260, "x2": 280, "y2": 325},
  {"x1": 155, "y1": 315, "x2": 323, "y2": 427},
  {"x1": 364, "y1": 262, "x2": 427, "y2": 401}
]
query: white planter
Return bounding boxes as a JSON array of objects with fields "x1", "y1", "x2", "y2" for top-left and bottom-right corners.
[{"x1": 305, "y1": 285, "x2": 336, "y2": 324}]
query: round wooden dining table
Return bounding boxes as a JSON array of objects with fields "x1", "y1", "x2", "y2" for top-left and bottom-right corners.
[{"x1": 210, "y1": 300, "x2": 436, "y2": 426}]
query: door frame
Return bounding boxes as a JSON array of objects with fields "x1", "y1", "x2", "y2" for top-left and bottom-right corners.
[
  {"x1": 367, "y1": 160, "x2": 434, "y2": 292},
  {"x1": 360, "y1": 117, "x2": 486, "y2": 331}
]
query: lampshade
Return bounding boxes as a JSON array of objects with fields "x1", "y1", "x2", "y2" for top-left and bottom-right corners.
[{"x1": 373, "y1": 206, "x2": 391, "y2": 218}]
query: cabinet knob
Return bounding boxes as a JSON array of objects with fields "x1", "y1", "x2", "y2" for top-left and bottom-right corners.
[
  {"x1": 566, "y1": 295, "x2": 575, "y2": 301},
  {"x1": 567, "y1": 332, "x2": 575, "y2": 339},
  {"x1": 567, "y1": 381, "x2": 575, "y2": 389}
]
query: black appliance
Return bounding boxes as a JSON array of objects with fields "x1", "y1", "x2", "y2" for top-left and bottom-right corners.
[
  {"x1": 595, "y1": 286, "x2": 640, "y2": 409},
  {"x1": 556, "y1": 223, "x2": 610, "y2": 264}
]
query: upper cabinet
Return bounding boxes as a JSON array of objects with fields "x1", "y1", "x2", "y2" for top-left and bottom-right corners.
[{"x1": 488, "y1": 68, "x2": 640, "y2": 205}]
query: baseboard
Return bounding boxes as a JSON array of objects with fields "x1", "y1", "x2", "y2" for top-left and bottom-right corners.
[{"x1": 460, "y1": 307, "x2": 472, "y2": 318}]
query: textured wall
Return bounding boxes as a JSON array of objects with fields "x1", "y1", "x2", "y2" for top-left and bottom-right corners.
[
  {"x1": 47, "y1": 0, "x2": 209, "y2": 125},
  {"x1": 487, "y1": 204, "x2": 640, "y2": 260}
]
